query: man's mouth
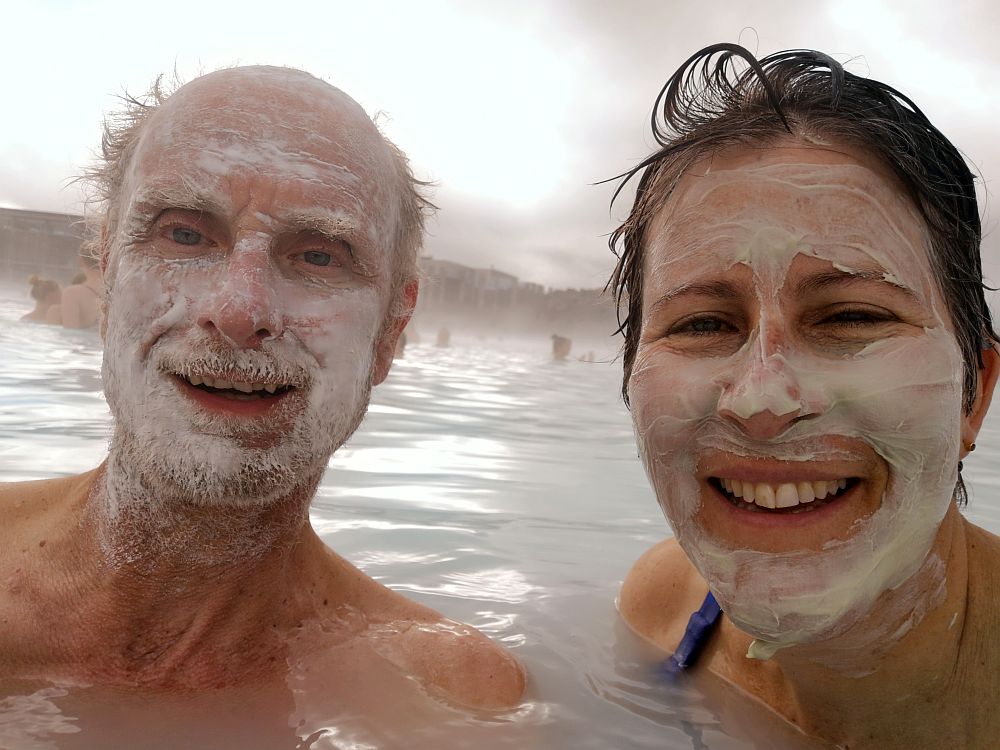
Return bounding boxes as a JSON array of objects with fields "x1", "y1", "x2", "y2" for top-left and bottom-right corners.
[
  {"x1": 710, "y1": 476, "x2": 858, "y2": 513},
  {"x1": 175, "y1": 372, "x2": 295, "y2": 401}
]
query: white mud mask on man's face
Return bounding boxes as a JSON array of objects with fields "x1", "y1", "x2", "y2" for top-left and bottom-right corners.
[
  {"x1": 628, "y1": 142, "x2": 968, "y2": 659},
  {"x1": 100, "y1": 67, "x2": 402, "y2": 508}
]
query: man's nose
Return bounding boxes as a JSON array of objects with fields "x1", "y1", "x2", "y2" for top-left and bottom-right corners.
[
  {"x1": 716, "y1": 336, "x2": 814, "y2": 440},
  {"x1": 198, "y1": 248, "x2": 283, "y2": 348}
]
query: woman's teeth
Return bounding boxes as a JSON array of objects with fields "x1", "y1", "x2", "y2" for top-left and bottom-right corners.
[{"x1": 718, "y1": 478, "x2": 850, "y2": 509}]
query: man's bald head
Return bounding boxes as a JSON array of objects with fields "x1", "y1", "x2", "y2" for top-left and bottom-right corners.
[{"x1": 87, "y1": 65, "x2": 430, "y2": 313}]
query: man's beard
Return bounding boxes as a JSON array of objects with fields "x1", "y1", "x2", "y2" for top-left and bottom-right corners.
[{"x1": 102, "y1": 327, "x2": 376, "y2": 509}]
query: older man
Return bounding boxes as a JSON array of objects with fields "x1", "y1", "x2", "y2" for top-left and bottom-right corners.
[{"x1": 0, "y1": 66, "x2": 523, "y2": 715}]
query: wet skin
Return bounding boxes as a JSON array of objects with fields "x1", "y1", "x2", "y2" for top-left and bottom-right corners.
[
  {"x1": 0, "y1": 67, "x2": 524, "y2": 725},
  {"x1": 619, "y1": 139, "x2": 1000, "y2": 748}
]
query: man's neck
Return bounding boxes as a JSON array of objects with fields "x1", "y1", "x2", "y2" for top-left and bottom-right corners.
[
  {"x1": 61, "y1": 454, "x2": 336, "y2": 688},
  {"x1": 93, "y1": 450, "x2": 319, "y2": 574},
  {"x1": 712, "y1": 504, "x2": 972, "y2": 745}
]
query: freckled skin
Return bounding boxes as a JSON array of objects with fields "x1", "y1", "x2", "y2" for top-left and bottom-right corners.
[
  {"x1": 0, "y1": 66, "x2": 524, "y2": 722},
  {"x1": 619, "y1": 140, "x2": 1000, "y2": 748}
]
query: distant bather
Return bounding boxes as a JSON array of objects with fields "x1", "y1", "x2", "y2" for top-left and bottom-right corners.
[
  {"x1": 551, "y1": 334, "x2": 571, "y2": 361},
  {"x1": 435, "y1": 326, "x2": 451, "y2": 348},
  {"x1": 21, "y1": 275, "x2": 62, "y2": 323}
]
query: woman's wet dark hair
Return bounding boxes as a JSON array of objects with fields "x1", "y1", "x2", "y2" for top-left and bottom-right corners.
[{"x1": 608, "y1": 44, "x2": 998, "y2": 418}]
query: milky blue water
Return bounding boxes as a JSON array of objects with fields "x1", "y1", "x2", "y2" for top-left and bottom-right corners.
[{"x1": 2, "y1": 286, "x2": 999, "y2": 749}]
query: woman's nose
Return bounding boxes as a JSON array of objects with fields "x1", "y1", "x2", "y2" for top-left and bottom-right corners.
[
  {"x1": 198, "y1": 247, "x2": 283, "y2": 349},
  {"x1": 716, "y1": 342, "x2": 814, "y2": 440}
]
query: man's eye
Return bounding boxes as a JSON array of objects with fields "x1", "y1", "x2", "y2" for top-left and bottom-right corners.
[
  {"x1": 302, "y1": 250, "x2": 333, "y2": 267},
  {"x1": 171, "y1": 227, "x2": 203, "y2": 246}
]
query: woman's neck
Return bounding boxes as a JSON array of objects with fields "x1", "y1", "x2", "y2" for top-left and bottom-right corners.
[{"x1": 711, "y1": 504, "x2": 972, "y2": 745}]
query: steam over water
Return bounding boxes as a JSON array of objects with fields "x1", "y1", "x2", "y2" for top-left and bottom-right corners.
[{"x1": 2, "y1": 289, "x2": 998, "y2": 749}]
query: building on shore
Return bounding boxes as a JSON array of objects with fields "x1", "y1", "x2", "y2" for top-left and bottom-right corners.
[
  {"x1": 0, "y1": 207, "x2": 619, "y2": 339},
  {"x1": 415, "y1": 256, "x2": 618, "y2": 339},
  {"x1": 0, "y1": 208, "x2": 85, "y2": 283}
]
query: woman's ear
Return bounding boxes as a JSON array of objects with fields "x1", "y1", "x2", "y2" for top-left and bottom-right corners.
[{"x1": 961, "y1": 345, "x2": 1000, "y2": 459}]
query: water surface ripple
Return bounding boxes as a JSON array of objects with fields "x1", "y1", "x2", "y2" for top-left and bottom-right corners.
[{"x1": 2, "y1": 293, "x2": 998, "y2": 749}]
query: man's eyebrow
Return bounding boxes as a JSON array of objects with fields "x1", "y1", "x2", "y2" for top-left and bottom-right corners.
[
  {"x1": 278, "y1": 209, "x2": 357, "y2": 242},
  {"x1": 793, "y1": 269, "x2": 918, "y2": 301},
  {"x1": 648, "y1": 280, "x2": 742, "y2": 313},
  {"x1": 134, "y1": 185, "x2": 228, "y2": 217}
]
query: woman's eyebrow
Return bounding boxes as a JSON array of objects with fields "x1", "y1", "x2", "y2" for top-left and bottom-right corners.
[
  {"x1": 648, "y1": 280, "x2": 742, "y2": 314},
  {"x1": 793, "y1": 269, "x2": 919, "y2": 301}
]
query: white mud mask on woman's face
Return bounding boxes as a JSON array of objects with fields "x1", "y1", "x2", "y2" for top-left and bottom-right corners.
[
  {"x1": 628, "y1": 144, "x2": 966, "y2": 660},
  {"x1": 100, "y1": 68, "x2": 402, "y2": 509}
]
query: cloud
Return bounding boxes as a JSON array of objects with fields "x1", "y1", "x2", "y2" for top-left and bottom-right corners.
[{"x1": 1, "y1": 0, "x2": 997, "y2": 299}]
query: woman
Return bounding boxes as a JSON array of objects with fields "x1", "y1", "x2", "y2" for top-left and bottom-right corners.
[
  {"x1": 610, "y1": 45, "x2": 999, "y2": 748},
  {"x1": 20, "y1": 274, "x2": 62, "y2": 323}
]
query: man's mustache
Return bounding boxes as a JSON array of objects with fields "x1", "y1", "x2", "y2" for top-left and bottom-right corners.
[{"x1": 151, "y1": 333, "x2": 314, "y2": 388}]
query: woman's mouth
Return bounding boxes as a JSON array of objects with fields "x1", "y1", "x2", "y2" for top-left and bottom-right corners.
[{"x1": 710, "y1": 476, "x2": 859, "y2": 513}]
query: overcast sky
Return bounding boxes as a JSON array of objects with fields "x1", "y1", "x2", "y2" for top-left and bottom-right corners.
[{"x1": 2, "y1": 0, "x2": 998, "y2": 295}]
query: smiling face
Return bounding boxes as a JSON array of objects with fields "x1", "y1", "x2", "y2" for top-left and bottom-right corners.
[
  {"x1": 630, "y1": 141, "x2": 972, "y2": 653},
  {"x1": 100, "y1": 67, "x2": 411, "y2": 507}
]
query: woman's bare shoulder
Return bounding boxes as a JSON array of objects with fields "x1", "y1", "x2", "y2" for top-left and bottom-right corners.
[
  {"x1": 965, "y1": 520, "x2": 1000, "y2": 632},
  {"x1": 619, "y1": 538, "x2": 710, "y2": 652}
]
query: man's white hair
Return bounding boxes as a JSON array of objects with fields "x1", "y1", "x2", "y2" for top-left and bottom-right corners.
[{"x1": 81, "y1": 68, "x2": 434, "y2": 318}]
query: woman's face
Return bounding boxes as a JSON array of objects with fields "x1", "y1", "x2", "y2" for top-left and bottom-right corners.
[{"x1": 629, "y1": 141, "x2": 975, "y2": 654}]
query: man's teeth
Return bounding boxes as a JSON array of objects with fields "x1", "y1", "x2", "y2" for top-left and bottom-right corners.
[
  {"x1": 185, "y1": 373, "x2": 283, "y2": 393},
  {"x1": 719, "y1": 478, "x2": 849, "y2": 509}
]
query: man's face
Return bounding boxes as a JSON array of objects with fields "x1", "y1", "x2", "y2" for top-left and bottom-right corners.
[
  {"x1": 629, "y1": 141, "x2": 970, "y2": 654},
  {"x1": 101, "y1": 67, "x2": 406, "y2": 506}
]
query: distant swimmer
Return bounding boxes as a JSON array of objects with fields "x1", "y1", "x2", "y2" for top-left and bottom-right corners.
[
  {"x1": 435, "y1": 326, "x2": 451, "y2": 347},
  {"x1": 46, "y1": 246, "x2": 103, "y2": 329},
  {"x1": 551, "y1": 334, "x2": 571, "y2": 360},
  {"x1": 0, "y1": 66, "x2": 524, "y2": 721},
  {"x1": 21, "y1": 275, "x2": 62, "y2": 323}
]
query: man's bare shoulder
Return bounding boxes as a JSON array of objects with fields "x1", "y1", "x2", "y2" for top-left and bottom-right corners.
[
  {"x1": 0, "y1": 471, "x2": 97, "y2": 533},
  {"x1": 369, "y1": 617, "x2": 526, "y2": 710},
  {"x1": 312, "y1": 549, "x2": 525, "y2": 709},
  {"x1": 619, "y1": 537, "x2": 710, "y2": 652}
]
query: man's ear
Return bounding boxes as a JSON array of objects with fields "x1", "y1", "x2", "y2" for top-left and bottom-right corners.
[
  {"x1": 961, "y1": 344, "x2": 1000, "y2": 459},
  {"x1": 372, "y1": 278, "x2": 419, "y2": 386},
  {"x1": 99, "y1": 223, "x2": 111, "y2": 275},
  {"x1": 98, "y1": 223, "x2": 111, "y2": 340}
]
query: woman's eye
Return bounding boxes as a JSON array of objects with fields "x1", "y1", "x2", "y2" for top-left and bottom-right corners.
[
  {"x1": 822, "y1": 308, "x2": 893, "y2": 327},
  {"x1": 302, "y1": 250, "x2": 333, "y2": 267},
  {"x1": 170, "y1": 227, "x2": 203, "y2": 246},
  {"x1": 671, "y1": 316, "x2": 737, "y2": 335},
  {"x1": 689, "y1": 318, "x2": 726, "y2": 333}
]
